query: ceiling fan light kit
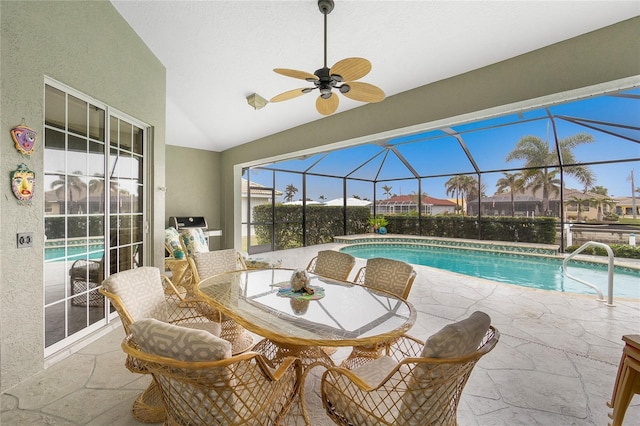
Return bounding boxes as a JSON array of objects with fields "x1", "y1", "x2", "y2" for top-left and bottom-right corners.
[
  {"x1": 246, "y1": 93, "x2": 268, "y2": 110},
  {"x1": 269, "y1": 0, "x2": 385, "y2": 115}
]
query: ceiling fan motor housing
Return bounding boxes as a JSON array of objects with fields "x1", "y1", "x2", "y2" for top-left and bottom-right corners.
[{"x1": 318, "y1": 0, "x2": 334, "y2": 15}]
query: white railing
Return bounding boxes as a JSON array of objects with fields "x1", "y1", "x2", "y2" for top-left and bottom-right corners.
[{"x1": 562, "y1": 241, "x2": 615, "y2": 307}]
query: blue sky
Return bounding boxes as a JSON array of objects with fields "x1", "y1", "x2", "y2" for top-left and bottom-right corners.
[{"x1": 248, "y1": 90, "x2": 639, "y2": 202}]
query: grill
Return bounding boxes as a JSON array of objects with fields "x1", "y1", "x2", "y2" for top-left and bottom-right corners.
[{"x1": 169, "y1": 216, "x2": 208, "y2": 232}]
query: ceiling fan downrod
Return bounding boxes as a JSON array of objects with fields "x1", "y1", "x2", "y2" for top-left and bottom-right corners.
[{"x1": 318, "y1": 0, "x2": 334, "y2": 69}]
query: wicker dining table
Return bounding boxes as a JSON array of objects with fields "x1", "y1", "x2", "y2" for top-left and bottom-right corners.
[{"x1": 196, "y1": 268, "x2": 416, "y2": 424}]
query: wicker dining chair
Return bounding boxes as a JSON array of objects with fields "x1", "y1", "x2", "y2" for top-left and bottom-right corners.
[
  {"x1": 99, "y1": 266, "x2": 222, "y2": 423},
  {"x1": 354, "y1": 257, "x2": 417, "y2": 300},
  {"x1": 123, "y1": 318, "x2": 303, "y2": 426},
  {"x1": 340, "y1": 257, "x2": 417, "y2": 367},
  {"x1": 187, "y1": 249, "x2": 255, "y2": 354},
  {"x1": 321, "y1": 312, "x2": 500, "y2": 426},
  {"x1": 307, "y1": 250, "x2": 356, "y2": 281}
]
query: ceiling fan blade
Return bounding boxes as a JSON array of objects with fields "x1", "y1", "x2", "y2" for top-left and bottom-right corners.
[
  {"x1": 330, "y1": 57, "x2": 371, "y2": 82},
  {"x1": 270, "y1": 88, "x2": 309, "y2": 103},
  {"x1": 342, "y1": 81, "x2": 385, "y2": 103},
  {"x1": 316, "y1": 93, "x2": 339, "y2": 115},
  {"x1": 273, "y1": 68, "x2": 318, "y2": 81}
]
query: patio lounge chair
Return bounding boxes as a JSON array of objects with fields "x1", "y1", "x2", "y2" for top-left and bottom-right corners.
[
  {"x1": 187, "y1": 249, "x2": 255, "y2": 354},
  {"x1": 99, "y1": 266, "x2": 222, "y2": 423},
  {"x1": 123, "y1": 318, "x2": 302, "y2": 425},
  {"x1": 341, "y1": 257, "x2": 417, "y2": 368},
  {"x1": 321, "y1": 311, "x2": 499, "y2": 426},
  {"x1": 307, "y1": 250, "x2": 356, "y2": 281}
]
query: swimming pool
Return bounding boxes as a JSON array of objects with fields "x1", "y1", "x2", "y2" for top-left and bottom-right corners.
[
  {"x1": 45, "y1": 246, "x2": 104, "y2": 262},
  {"x1": 340, "y1": 243, "x2": 640, "y2": 299}
]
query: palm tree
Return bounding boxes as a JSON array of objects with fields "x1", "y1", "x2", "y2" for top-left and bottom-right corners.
[
  {"x1": 382, "y1": 185, "x2": 393, "y2": 199},
  {"x1": 588, "y1": 196, "x2": 615, "y2": 222},
  {"x1": 506, "y1": 133, "x2": 594, "y2": 215},
  {"x1": 51, "y1": 172, "x2": 87, "y2": 214},
  {"x1": 318, "y1": 195, "x2": 326, "y2": 202},
  {"x1": 458, "y1": 175, "x2": 479, "y2": 215},
  {"x1": 567, "y1": 195, "x2": 588, "y2": 222},
  {"x1": 445, "y1": 175, "x2": 465, "y2": 214},
  {"x1": 284, "y1": 184, "x2": 298, "y2": 203},
  {"x1": 496, "y1": 172, "x2": 525, "y2": 216}
]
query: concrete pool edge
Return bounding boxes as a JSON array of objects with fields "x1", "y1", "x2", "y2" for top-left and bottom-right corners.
[{"x1": 333, "y1": 234, "x2": 640, "y2": 272}]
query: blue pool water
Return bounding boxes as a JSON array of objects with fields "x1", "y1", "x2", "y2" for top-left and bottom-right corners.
[
  {"x1": 341, "y1": 244, "x2": 640, "y2": 299},
  {"x1": 45, "y1": 246, "x2": 104, "y2": 262}
]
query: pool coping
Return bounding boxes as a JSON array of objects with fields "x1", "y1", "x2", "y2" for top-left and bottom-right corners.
[{"x1": 334, "y1": 233, "x2": 640, "y2": 272}]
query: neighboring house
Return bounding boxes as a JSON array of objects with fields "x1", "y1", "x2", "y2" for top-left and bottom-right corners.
[
  {"x1": 469, "y1": 188, "x2": 616, "y2": 221},
  {"x1": 241, "y1": 179, "x2": 282, "y2": 236},
  {"x1": 376, "y1": 195, "x2": 456, "y2": 215},
  {"x1": 614, "y1": 196, "x2": 639, "y2": 218}
]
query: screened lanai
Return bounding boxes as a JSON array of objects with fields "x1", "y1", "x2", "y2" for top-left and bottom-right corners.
[{"x1": 243, "y1": 87, "x2": 640, "y2": 254}]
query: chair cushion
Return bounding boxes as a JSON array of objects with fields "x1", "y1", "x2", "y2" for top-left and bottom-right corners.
[
  {"x1": 421, "y1": 311, "x2": 491, "y2": 359},
  {"x1": 396, "y1": 312, "x2": 491, "y2": 424},
  {"x1": 363, "y1": 258, "x2": 414, "y2": 298},
  {"x1": 351, "y1": 356, "x2": 398, "y2": 387},
  {"x1": 193, "y1": 249, "x2": 244, "y2": 279},
  {"x1": 324, "y1": 357, "x2": 405, "y2": 426},
  {"x1": 101, "y1": 267, "x2": 169, "y2": 322},
  {"x1": 180, "y1": 228, "x2": 209, "y2": 256},
  {"x1": 130, "y1": 318, "x2": 231, "y2": 362},
  {"x1": 313, "y1": 250, "x2": 355, "y2": 281},
  {"x1": 164, "y1": 227, "x2": 184, "y2": 258}
]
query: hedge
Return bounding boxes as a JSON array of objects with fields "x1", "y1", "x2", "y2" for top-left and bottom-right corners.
[
  {"x1": 565, "y1": 244, "x2": 640, "y2": 259},
  {"x1": 253, "y1": 206, "x2": 558, "y2": 248},
  {"x1": 253, "y1": 204, "x2": 370, "y2": 250}
]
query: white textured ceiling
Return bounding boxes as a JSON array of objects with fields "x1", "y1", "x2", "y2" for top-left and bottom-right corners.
[{"x1": 110, "y1": 1, "x2": 639, "y2": 152}]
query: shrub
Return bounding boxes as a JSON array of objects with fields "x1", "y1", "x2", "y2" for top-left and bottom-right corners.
[{"x1": 565, "y1": 244, "x2": 640, "y2": 259}]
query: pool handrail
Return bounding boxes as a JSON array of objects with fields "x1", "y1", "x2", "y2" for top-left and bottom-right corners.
[{"x1": 562, "y1": 241, "x2": 614, "y2": 307}]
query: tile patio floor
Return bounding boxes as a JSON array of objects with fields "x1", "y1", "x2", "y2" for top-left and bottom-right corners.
[{"x1": 2, "y1": 243, "x2": 639, "y2": 425}]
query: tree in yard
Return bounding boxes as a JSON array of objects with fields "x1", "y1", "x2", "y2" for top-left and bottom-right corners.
[
  {"x1": 284, "y1": 184, "x2": 298, "y2": 203},
  {"x1": 589, "y1": 186, "x2": 609, "y2": 196},
  {"x1": 445, "y1": 175, "x2": 465, "y2": 214},
  {"x1": 496, "y1": 172, "x2": 525, "y2": 216},
  {"x1": 51, "y1": 172, "x2": 87, "y2": 214},
  {"x1": 506, "y1": 133, "x2": 594, "y2": 215},
  {"x1": 382, "y1": 185, "x2": 393, "y2": 199},
  {"x1": 567, "y1": 195, "x2": 588, "y2": 222},
  {"x1": 588, "y1": 196, "x2": 615, "y2": 222}
]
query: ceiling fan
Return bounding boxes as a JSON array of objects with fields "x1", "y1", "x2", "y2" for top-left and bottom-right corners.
[{"x1": 269, "y1": 0, "x2": 385, "y2": 115}]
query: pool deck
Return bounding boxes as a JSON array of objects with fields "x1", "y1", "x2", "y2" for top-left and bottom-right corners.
[{"x1": 2, "y1": 242, "x2": 639, "y2": 425}]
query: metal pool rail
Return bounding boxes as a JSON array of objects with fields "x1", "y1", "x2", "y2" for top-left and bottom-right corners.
[{"x1": 563, "y1": 241, "x2": 615, "y2": 307}]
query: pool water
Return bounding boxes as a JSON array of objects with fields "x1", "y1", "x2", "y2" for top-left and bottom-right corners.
[
  {"x1": 45, "y1": 246, "x2": 104, "y2": 262},
  {"x1": 341, "y1": 244, "x2": 640, "y2": 299}
]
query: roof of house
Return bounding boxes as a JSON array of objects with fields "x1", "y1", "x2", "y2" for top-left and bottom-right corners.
[{"x1": 241, "y1": 178, "x2": 282, "y2": 197}]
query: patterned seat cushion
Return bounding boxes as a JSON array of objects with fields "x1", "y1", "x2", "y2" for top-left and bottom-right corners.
[
  {"x1": 313, "y1": 250, "x2": 355, "y2": 281},
  {"x1": 324, "y1": 356, "x2": 406, "y2": 426},
  {"x1": 164, "y1": 226, "x2": 184, "y2": 258},
  {"x1": 180, "y1": 228, "x2": 209, "y2": 256},
  {"x1": 193, "y1": 249, "x2": 244, "y2": 279},
  {"x1": 101, "y1": 266, "x2": 169, "y2": 322},
  {"x1": 420, "y1": 311, "x2": 491, "y2": 359},
  {"x1": 397, "y1": 311, "x2": 491, "y2": 424},
  {"x1": 363, "y1": 258, "x2": 414, "y2": 298},
  {"x1": 130, "y1": 318, "x2": 231, "y2": 362}
]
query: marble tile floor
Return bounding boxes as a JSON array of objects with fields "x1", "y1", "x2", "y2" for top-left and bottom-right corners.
[{"x1": 2, "y1": 243, "x2": 639, "y2": 425}]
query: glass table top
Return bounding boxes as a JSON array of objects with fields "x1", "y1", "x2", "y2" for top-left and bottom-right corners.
[{"x1": 197, "y1": 268, "x2": 416, "y2": 347}]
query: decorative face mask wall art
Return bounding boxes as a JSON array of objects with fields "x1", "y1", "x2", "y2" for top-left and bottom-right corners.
[
  {"x1": 11, "y1": 163, "x2": 35, "y2": 203},
  {"x1": 11, "y1": 124, "x2": 37, "y2": 155}
]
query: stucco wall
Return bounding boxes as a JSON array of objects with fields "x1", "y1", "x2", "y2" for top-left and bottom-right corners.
[
  {"x1": 219, "y1": 17, "x2": 640, "y2": 249},
  {"x1": 165, "y1": 146, "x2": 222, "y2": 250},
  {"x1": 0, "y1": 0, "x2": 166, "y2": 392}
]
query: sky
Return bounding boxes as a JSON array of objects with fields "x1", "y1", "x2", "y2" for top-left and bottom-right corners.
[{"x1": 247, "y1": 89, "x2": 640, "y2": 202}]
